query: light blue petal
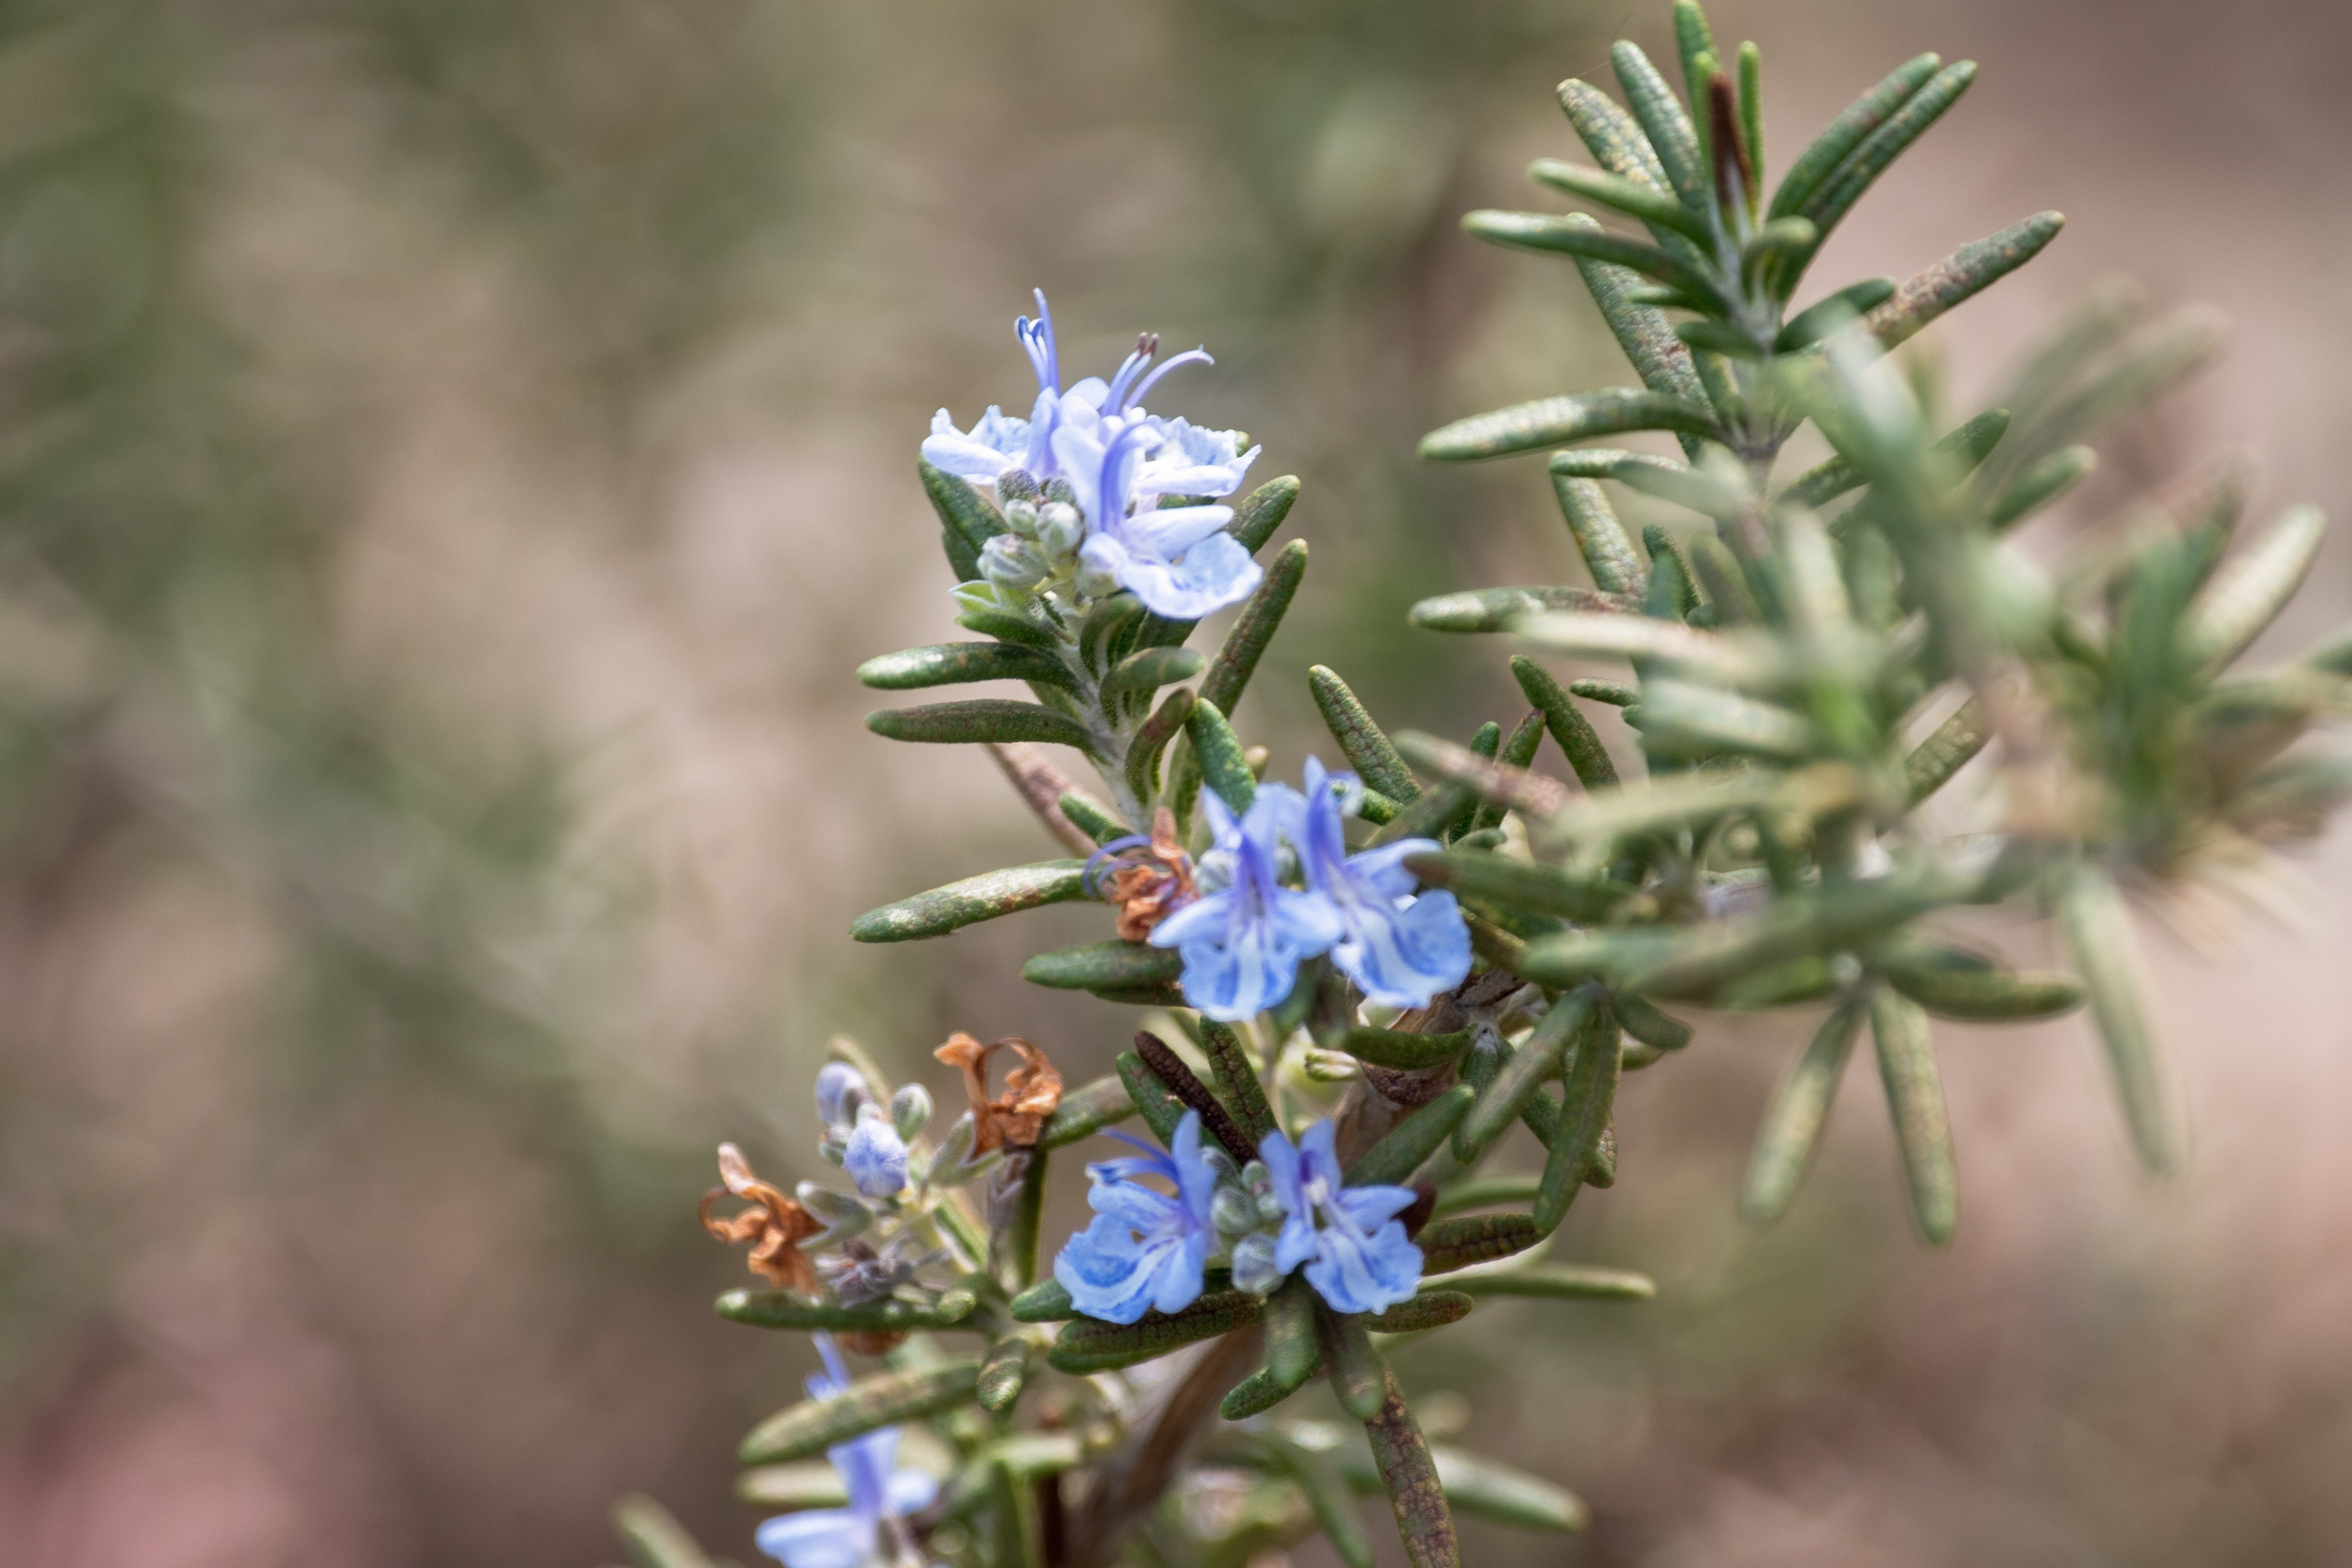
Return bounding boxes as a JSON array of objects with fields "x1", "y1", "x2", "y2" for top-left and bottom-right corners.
[
  {"x1": 1147, "y1": 886, "x2": 1235, "y2": 949},
  {"x1": 1332, "y1": 889, "x2": 1472, "y2": 1010},
  {"x1": 1336, "y1": 1183, "x2": 1417, "y2": 1229},
  {"x1": 1123, "y1": 504, "x2": 1236, "y2": 558},
  {"x1": 884, "y1": 1468, "x2": 939, "y2": 1518},
  {"x1": 1149, "y1": 1228, "x2": 1211, "y2": 1315},
  {"x1": 1087, "y1": 1179, "x2": 1181, "y2": 1230},
  {"x1": 755, "y1": 1509, "x2": 873, "y2": 1568},
  {"x1": 921, "y1": 430, "x2": 1018, "y2": 481}
]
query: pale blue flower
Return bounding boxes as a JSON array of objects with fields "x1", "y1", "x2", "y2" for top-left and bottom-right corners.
[
  {"x1": 1061, "y1": 416, "x2": 1262, "y2": 619},
  {"x1": 1287, "y1": 756, "x2": 1472, "y2": 1010},
  {"x1": 1258, "y1": 1119, "x2": 1423, "y2": 1315},
  {"x1": 843, "y1": 1108, "x2": 909, "y2": 1200},
  {"x1": 1052, "y1": 1110, "x2": 1220, "y2": 1324},
  {"x1": 1149, "y1": 789, "x2": 1343, "y2": 1022},
  {"x1": 756, "y1": 1335, "x2": 938, "y2": 1568}
]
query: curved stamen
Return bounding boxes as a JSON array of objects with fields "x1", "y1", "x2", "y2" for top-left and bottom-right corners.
[
  {"x1": 1097, "y1": 420, "x2": 1163, "y2": 528},
  {"x1": 1105, "y1": 332, "x2": 1162, "y2": 410},
  {"x1": 1123, "y1": 346, "x2": 1212, "y2": 411},
  {"x1": 1016, "y1": 287, "x2": 1060, "y2": 392},
  {"x1": 1084, "y1": 834, "x2": 1153, "y2": 896}
]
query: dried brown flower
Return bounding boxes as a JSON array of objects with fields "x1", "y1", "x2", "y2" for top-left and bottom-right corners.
[
  {"x1": 699, "y1": 1142, "x2": 822, "y2": 1291},
  {"x1": 933, "y1": 1032, "x2": 1064, "y2": 1154},
  {"x1": 1096, "y1": 807, "x2": 1198, "y2": 941}
]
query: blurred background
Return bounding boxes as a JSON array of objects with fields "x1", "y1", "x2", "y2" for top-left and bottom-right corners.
[{"x1": 1, "y1": 0, "x2": 2349, "y2": 1564}]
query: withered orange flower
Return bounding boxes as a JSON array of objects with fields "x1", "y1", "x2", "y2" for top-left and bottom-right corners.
[
  {"x1": 1096, "y1": 807, "x2": 1198, "y2": 941},
  {"x1": 933, "y1": 1033, "x2": 1064, "y2": 1154},
  {"x1": 699, "y1": 1142, "x2": 822, "y2": 1291}
]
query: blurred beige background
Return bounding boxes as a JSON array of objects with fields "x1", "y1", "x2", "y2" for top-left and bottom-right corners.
[{"x1": 0, "y1": 1, "x2": 2347, "y2": 1565}]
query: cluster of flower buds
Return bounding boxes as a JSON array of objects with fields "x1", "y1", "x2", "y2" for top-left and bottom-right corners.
[{"x1": 816, "y1": 1061, "x2": 929, "y2": 1200}]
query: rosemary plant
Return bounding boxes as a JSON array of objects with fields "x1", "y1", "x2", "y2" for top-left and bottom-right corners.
[{"x1": 613, "y1": 7, "x2": 2352, "y2": 1567}]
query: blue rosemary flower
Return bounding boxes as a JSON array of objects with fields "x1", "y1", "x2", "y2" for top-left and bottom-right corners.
[
  {"x1": 1052, "y1": 1110, "x2": 1221, "y2": 1324},
  {"x1": 1148, "y1": 790, "x2": 1344, "y2": 1022},
  {"x1": 922, "y1": 290, "x2": 1264, "y2": 617},
  {"x1": 1258, "y1": 1119, "x2": 1423, "y2": 1315},
  {"x1": 755, "y1": 1335, "x2": 937, "y2": 1568},
  {"x1": 1059, "y1": 415, "x2": 1261, "y2": 618},
  {"x1": 1287, "y1": 756, "x2": 1472, "y2": 1009}
]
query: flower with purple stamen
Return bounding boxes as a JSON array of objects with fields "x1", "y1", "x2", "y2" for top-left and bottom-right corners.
[
  {"x1": 1147, "y1": 788, "x2": 1343, "y2": 1021},
  {"x1": 1052, "y1": 1110, "x2": 1221, "y2": 1323},
  {"x1": 1258, "y1": 1119, "x2": 1423, "y2": 1315},
  {"x1": 1287, "y1": 756, "x2": 1472, "y2": 1010}
]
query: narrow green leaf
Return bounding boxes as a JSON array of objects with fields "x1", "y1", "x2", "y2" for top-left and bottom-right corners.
[
  {"x1": 1202, "y1": 1019, "x2": 1278, "y2": 1146},
  {"x1": 1509, "y1": 654, "x2": 1621, "y2": 789},
  {"x1": 1309, "y1": 665, "x2": 1419, "y2": 801},
  {"x1": 1057, "y1": 792, "x2": 1131, "y2": 847},
  {"x1": 1869, "y1": 987, "x2": 1956, "y2": 1245},
  {"x1": 1511, "y1": 611, "x2": 1765, "y2": 687},
  {"x1": 1114, "y1": 1048, "x2": 1191, "y2": 1146},
  {"x1": 1535, "y1": 1006, "x2": 1621, "y2": 1233},
  {"x1": 1102, "y1": 645, "x2": 1203, "y2": 709},
  {"x1": 1078, "y1": 592, "x2": 1146, "y2": 673},
  {"x1": 2183, "y1": 506, "x2": 2328, "y2": 673},
  {"x1": 1009, "y1": 1279, "x2": 1074, "y2": 1323},
  {"x1": 1634, "y1": 678, "x2": 1818, "y2": 760},
  {"x1": 851, "y1": 860, "x2": 1090, "y2": 943},
  {"x1": 1266, "y1": 1274, "x2": 1321, "y2": 1390},
  {"x1": 1422, "y1": 387, "x2": 1718, "y2": 463},
  {"x1": 734, "y1": 1464, "x2": 851, "y2": 1511},
  {"x1": 1472, "y1": 710, "x2": 1547, "y2": 832},
  {"x1": 1365, "y1": 1291, "x2": 1474, "y2": 1333},
  {"x1": 1406, "y1": 847, "x2": 1622, "y2": 924},
  {"x1": 1737, "y1": 40, "x2": 1765, "y2": 195},
  {"x1": 866, "y1": 700, "x2": 1095, "y2": 753},
  {"x1": 1534, "y1": 762, "x2": 1867, "y2": 874},
  {"x1": 957, "y1": 607, "x2": 1061, "y2": 649},
  {"x1": 1465, "y1": 210, "x2": 1731, "y2": 313},
  {"x1": 1323, "y1": 1025, "x2": 1474, "y2": 1070},
  {"x1": 1545, "y1": 463, "x2": 1650, "y2": 595},
  {"x1": 715, "y1": 1290, "x2": 981, "y2": 1334},
  {"x1": 612, "y1": 1494, "x2": 716, "y2": 1568},
  {"x1": 1037, "y1": 1074, "x2": 1137, "y2": 1147},
  {"x1": 1048, "y1": 1291, "x2": 1262, "y2": 1373},
  {"x1": 1223, "y1": 1362, "x2": 1316, "y2": 1420},
  {"x1": 1611, "y1": 41, "x2": 1704, "y2": 209},
  {"x1": 1408, "y1": 585, "x2": 1639, "y2": 633},
  {"x1": 1419, "y1": 1212, "x2": 1543, "y2": 1275},
  {"x1": 859, "y1": 641, "x2": 1074, "y2": 692},
  {"x1": 1429, "y1": 1173, "x2": 1541, "y2": 1217},
  {"x1": 1866, "y1": 211, "x2": 2065, "y2": 351},
  {"x1": 1022, "y1": 941, "x2": 1183, "y2": 991},
  {"x1": 1768, "y1": 51, "x2": 1943, "y2": 220},
  {"x1": 1742, "y1": 1000, "x2": 1865, "y2": 1222},
  {"x1": 987, "y1": 1458, "x2": 1034, "y2": 1568},
  {"x1": 1448, "y1": 1264, "x2": 1655, "y2": 1300},
  {"x1": 1570, "y1": 678, "x2": 1637, "y2": 706},
  {"x1": 1613, "y1": 991, "x2": 1692, "y2": 1051},
  {"x1": 1903, "y1": 698, "x2": 1987, "y2": 803},
  {"x1": 1774, "y1": 277, "x2": 1897, "y2": 353},
  {"x1": 1882, "y1": 955, "x2": 2082, "y2": 1021},
  {"x1": 1200, "y1": 538, "x2": 1306, "y2": 713},
  {"x1": 1458, "y1": 993, "x2": 1592, "y2": 1163},
  {"x1": 1315, "y1": 1305, "x2": 1389, "y2": 1421},
  {"x1": 1796, "y1": 62, "x2": 1979, "y2": 254},
  {"x1": 1362, "y1": 1368, "x2": 1462, "y2": 1568},
  {"x1": 1528, "y1": 158, "x2": 1709, "y2": 241},
  {"x1": 1371, "y1": 781, "x2": 1474, "y2": 847},
  {"x1": 1258, "y1": 1433, "x2": 1376, "y2": 1568},
  {"x1": 977, "y1": 1336, "x2": 1034, "y2": 1413},
  {"x1": 999, "y1": 1145, "x2": 1049, "y2": 1289},
  {"x1": 2057, "y1": 861, "x2": 2178, "y2": 1174},
  {"x1": 1989, "y1": 445, "x2": 2096, "y2": 532},
  {"x1": 1348, "y1": 1083, "x2": 1476, "y2": 1187},
  {"x1": 923, "y1": 458, "x2": 1004, "y2": 554},
  {"x1": 1127, "y1": 686, "x2": 1195, "y2": 807},
  {"x1": 1186, "y1": 696, "x2": 1256, "y2": 814},
  {"x1": 1232, "y1": 474, "x2": 1303, "y2": 555},
  {"x1": 1551, "y1": 220, "x2": 1710, "y2": 456},
  {"x1": 739, "y1": 1359, "x2": 983, "y2": 1463},
  {"x1": 1391, "y1": 732, "x2": 1575, "y2": 822},
  {"x1": 1555, "y1": 77, "x2": 1670, "y2": 191}
]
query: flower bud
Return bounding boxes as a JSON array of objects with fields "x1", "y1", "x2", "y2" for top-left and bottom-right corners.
[
  {"x1": 1035, "y1": 501, "x2": 1083, "y2": 558},
  {"x1": 997, "y1": 468, "x2": 1041, "y2": 504},
  {"x1": 981, "y1": 534, "x2": 1047, "y2": 589},
  {"x1": 1230, "y1": 1232, "x2": 1282, "y2": 1296},
  {"x1": 1042, "y1": 476, "x2": 1077, "y2": 507},
  {"x1": 1002, "y1": 497, "x2": 1041, "y2": 538},
  {"x1": 1211, "y1": 1186, "x2": 1260, "y2": 1237},
  {"x1": 844, "y1": 1108, "x2": 909, "y2": 1199},
  {"x1": 816, "y1": 1061, "x2": 869, "y2": 1127},
  {"x1": 890, "y1": 1083, "x2": 932, "y2": 1141},
  {"x1": 796, "y1": 1181, "x2": 874, "y2": 1239}
]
